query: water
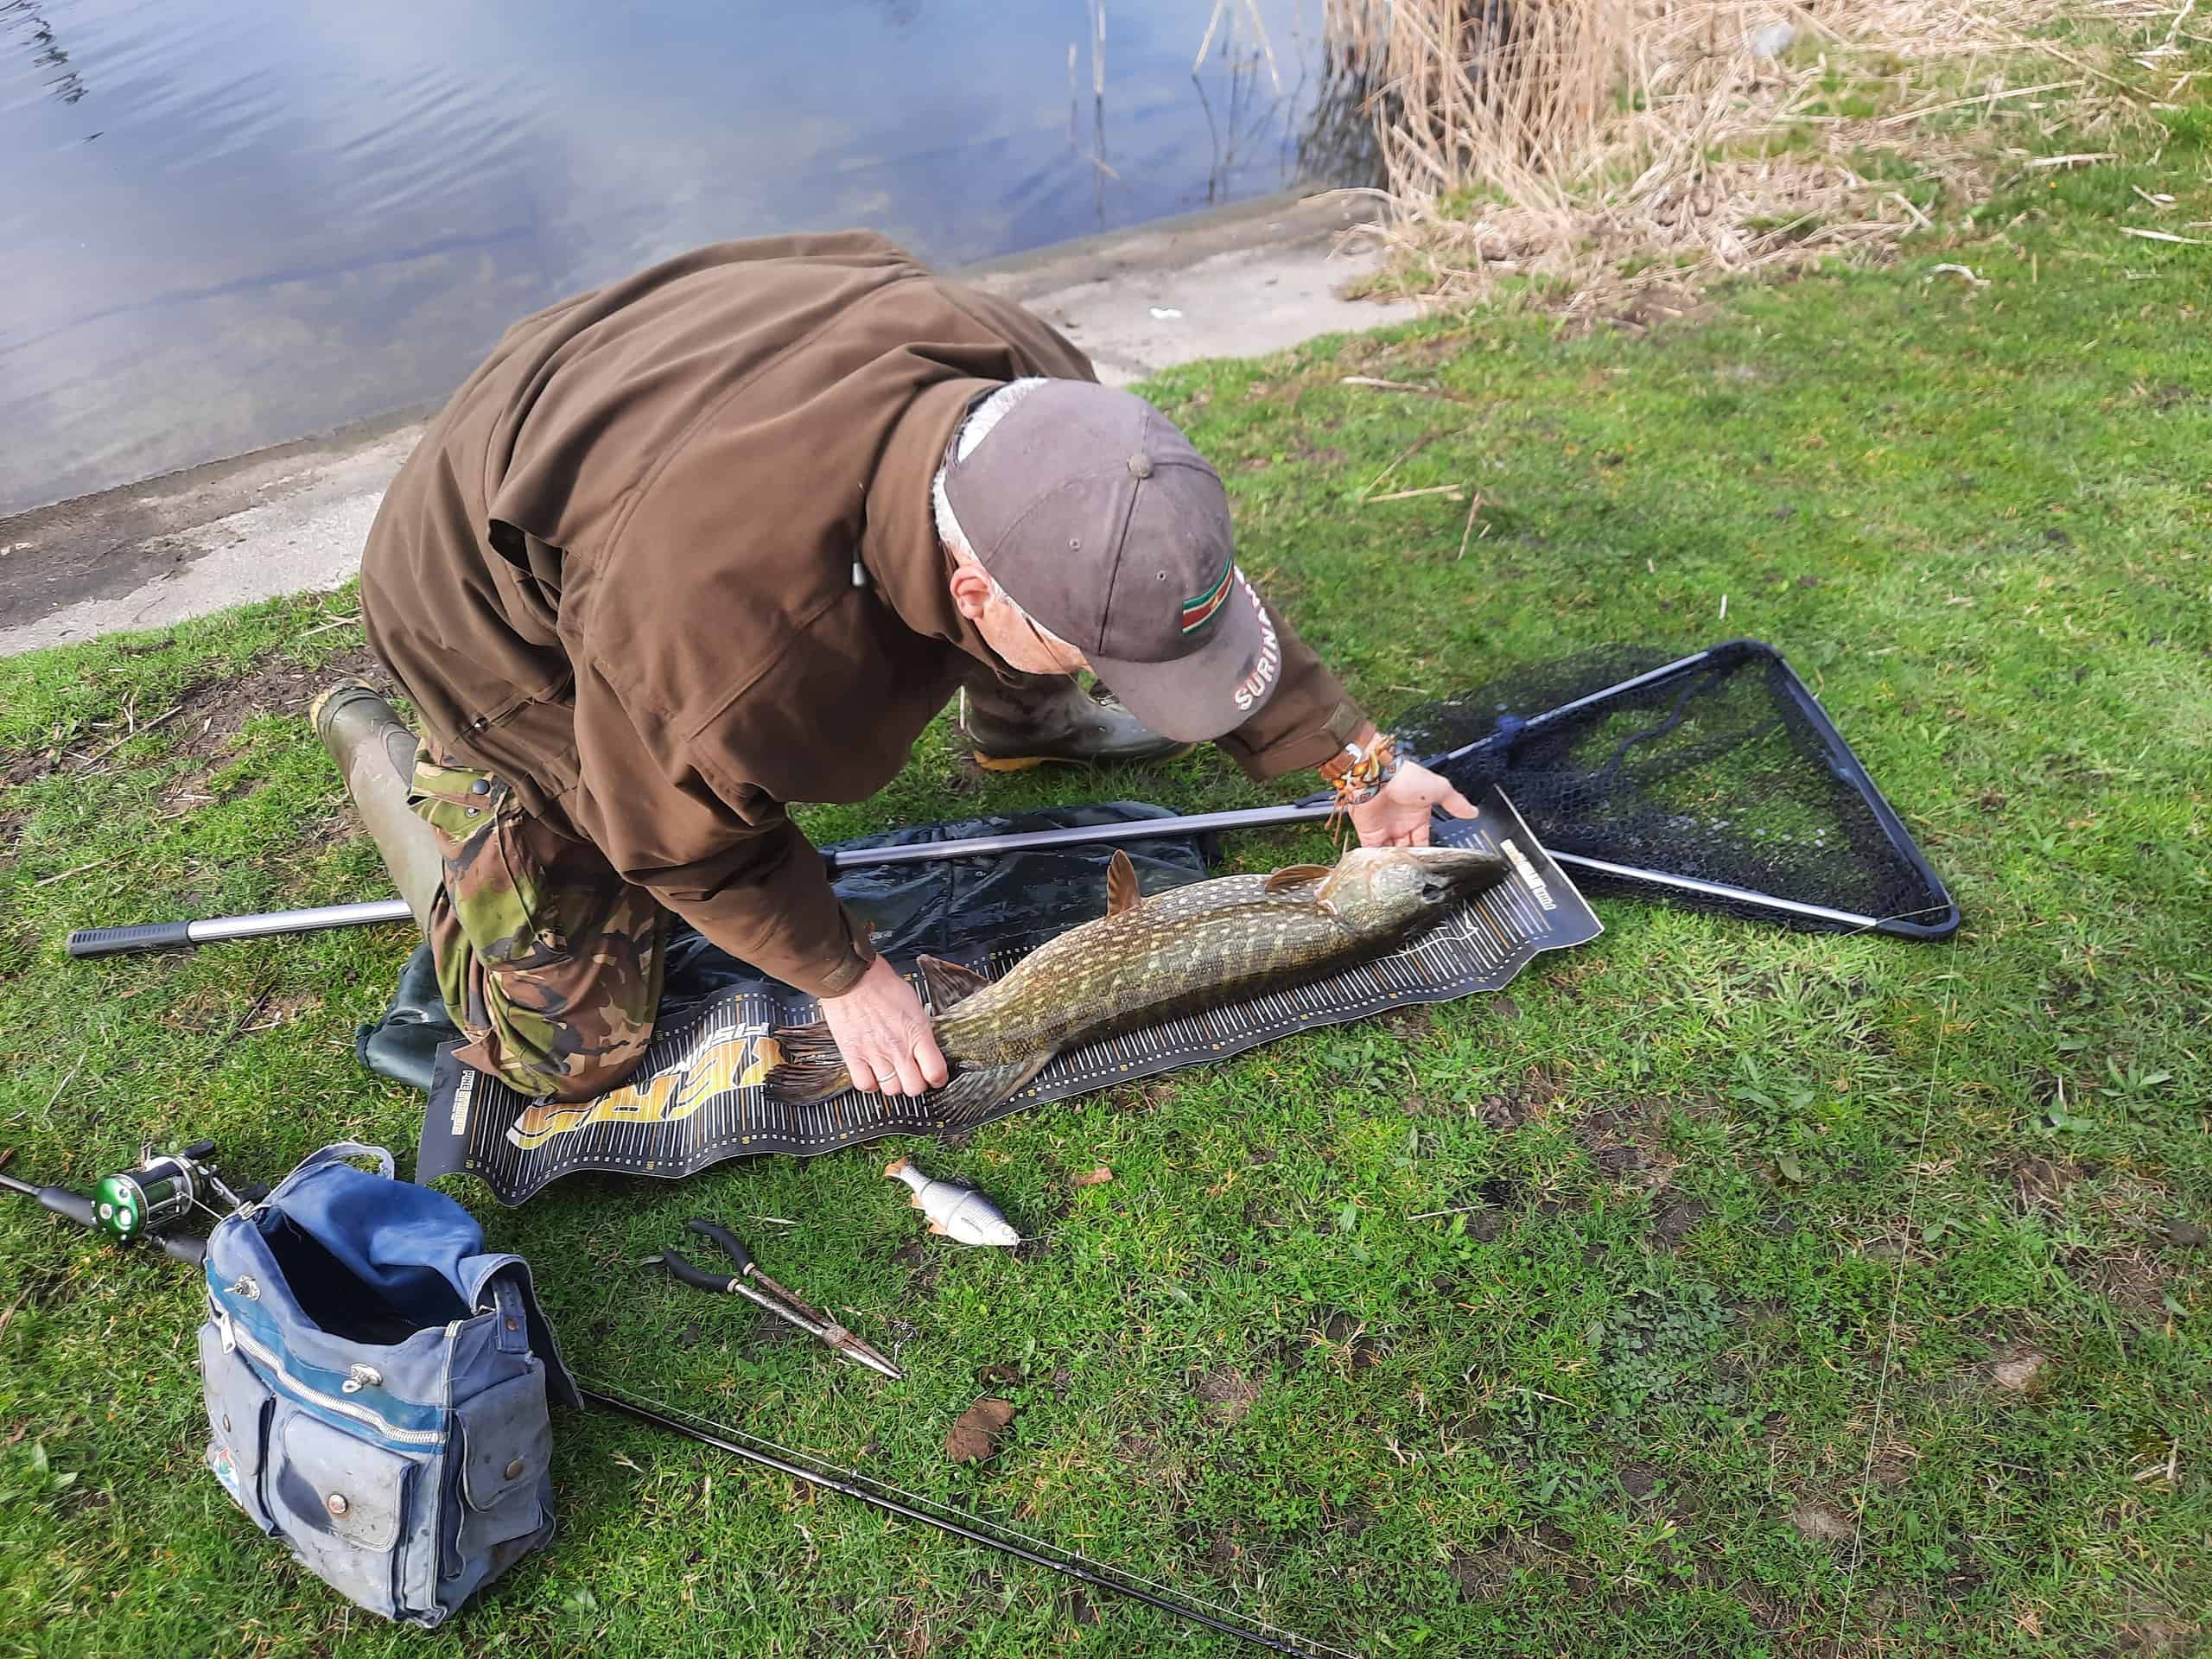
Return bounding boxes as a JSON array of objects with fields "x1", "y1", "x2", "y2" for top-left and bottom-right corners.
[{"x1": 0, "y1": 0, "x2": 1370, "y2": 518}]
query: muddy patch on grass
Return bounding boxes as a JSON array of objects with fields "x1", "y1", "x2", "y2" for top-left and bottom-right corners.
[
  {"x1": 2007, "y1": 1153, "x2": 2088, "y2": 1209},
  {"x1": 1870, "y1": 1445, "x2": 1917, "y2": 1486},
  {"x1": 1986, "y1": 1351, "x2": 2048, "y2": 1392},
  {"x1": 1478, "y1": 1066, "x2": 1563, "y2": 1130},
  {"x1": 10, "y1": 641, "x2": 390, "y2": 804},
  {"x1": 1446, "y1": 1521, "x2": 1582, "y2": 1599},
  {"x1": 158, "y1": 643, "x2": 391, "y2": 813},
  {"x1": 2115, "y1": 1595, "x2": 2198, "y2": 1655},
  {"x1": 1948, "y1": 1341, "x2": 2051, "y2": 1397},
  {"x1": 889, "y1": 1236, "x2": 943, "y2": 1300},
  {"x1": 1174, "y1": 1517, "x2": 1259, "y2": 1573},
  {"x1": 1617, "y1": 1460, "x2": 1661, "y2": 1501},
  {"x1": 1309, "y1": 1311, "x2": 1387, "y2": 1373},
  {"x1": 1788, "y1": 1497, "x2": 1857, "y2": 1544},
  {"x1": 184, "y1": 644, "x2": 388, "y2": 762},
  {"x1": 2067, "y1": 1243, "x2": 2182, "y2": 1325},
  {"x1": 1577, "y1": 1098, "x2": 1680, "y2": 1193},
  {"x1": 1460, "y1": 1203, "x2": 1508, "y2": 1241},
  {"x1": 1192, "y1": 1366, "x2": 1263, "y2": 1426},
  {"x1": 1115, "y1": 1429, "x2": 1173, "y2": 1472},
  {"x1": 1648, "y1": 1197, "x2": 1711, "y2": 1253}
]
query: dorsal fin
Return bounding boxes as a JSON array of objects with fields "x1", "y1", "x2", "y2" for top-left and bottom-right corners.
[
  {"x1": 918, "y1": 954, "x2": 992, "y2": 1010},
  {"x1": 1262, "y1": 863, "x2": 1334, "y2": 894},
  {"x1": 1106, "y1": 849, "x2": 1141, "y2": 917}
]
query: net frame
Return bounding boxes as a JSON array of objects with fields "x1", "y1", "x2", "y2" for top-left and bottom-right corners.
[{"x1": 1413, "y1": 639, "x2": 1960, "y2": 941}]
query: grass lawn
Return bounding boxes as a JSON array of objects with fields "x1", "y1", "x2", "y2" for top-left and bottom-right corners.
[{"x1": 3, "y1": 110, "x2": 2209, "y2": 1659}]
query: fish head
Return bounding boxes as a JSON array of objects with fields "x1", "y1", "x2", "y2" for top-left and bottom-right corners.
[
  {"x1": 955, "y1": 1211, "x2": 1024, "y2": 1249},
  {"x1": 1319, "y1": 845, "x2": 1511, "y2": 932}
]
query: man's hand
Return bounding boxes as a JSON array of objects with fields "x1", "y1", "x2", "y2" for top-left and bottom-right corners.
[
  {"x1": 818, "y1": 956, "x2": 950, "y2": 1096},
  {"x1": 1344, "y1": 760, "x2": 1478, "y2": 849}
]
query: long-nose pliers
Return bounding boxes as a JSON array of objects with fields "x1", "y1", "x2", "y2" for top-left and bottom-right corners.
[{"x1": 659, "y1": 1219, "x2": 903, "y2": 1380}]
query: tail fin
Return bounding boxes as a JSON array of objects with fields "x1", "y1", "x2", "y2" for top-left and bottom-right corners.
[
  {"x1": 762, "y1": 1021, "x2": 852, "y2": 1104},
  {"x1": 766, "y1": 1030, "x2": 1050, "y2": 1122}
]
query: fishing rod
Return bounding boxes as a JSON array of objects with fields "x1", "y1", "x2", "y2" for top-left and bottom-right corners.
[
  {"x1": 580, "y1": 1386, "x2": 1349, "y2": 1657},
  {"x1": 67, "y1": 645, "x2": 1736, "y2": 959}
]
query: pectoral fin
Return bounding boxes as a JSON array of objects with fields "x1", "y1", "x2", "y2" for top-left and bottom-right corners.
[
  {"x1": 928, "y1": 1052, "x2": 1055, "y2": 1128},
  {"x1": 1106, "y1": 849, "x2": 1141, "y2": 917},
  {"x1": 1263, "y1": 863, "x2": 1333, "y2": 894},
  {"x1": 918, "y1": 954, "x2": 992, "y2": 1010}
]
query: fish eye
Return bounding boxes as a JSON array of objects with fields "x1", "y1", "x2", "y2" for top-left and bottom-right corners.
[{"x1": 1419, "y1": 877, "x2": 1452, "y2": 904}]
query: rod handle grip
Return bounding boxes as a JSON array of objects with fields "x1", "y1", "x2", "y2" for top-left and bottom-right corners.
[
  {"x1": 67, "y1": 921, "x2": 195, "y2": 958},
  {"x1": 35, "y1": 1186, "x2": 99, "y2": 1229},
  {"x1": 155, "y1": 1231, "x2": 207, "y2": 1266}
]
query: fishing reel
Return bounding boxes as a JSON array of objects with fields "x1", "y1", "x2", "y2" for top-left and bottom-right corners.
[
  {"x1": 88, "y1": 1141, "x2": 254, "y2": 1243},
  {"x1": 3, "y1": 1137, "x2": 264, "y2": 1266}
]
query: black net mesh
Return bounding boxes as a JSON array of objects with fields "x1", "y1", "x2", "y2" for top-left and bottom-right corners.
[{"x1": 1395, "y1": 641, "x2": 1957, "y2": 938}]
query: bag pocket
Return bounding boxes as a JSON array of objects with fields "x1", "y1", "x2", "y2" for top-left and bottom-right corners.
[
  {"x1": 196, "y1": 1319, "x2": 276, "y2": 1532},
  {"x1": 451, "y1": 1365, "x2": 553, "y2": 1563},
  {"x1": 267, "y1": 1408, "x2": 420, "y2": 1620}
]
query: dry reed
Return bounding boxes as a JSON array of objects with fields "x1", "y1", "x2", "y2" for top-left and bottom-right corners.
[{"x1": 1320, "y1": 0, "x2": 2189, "y2": 321}]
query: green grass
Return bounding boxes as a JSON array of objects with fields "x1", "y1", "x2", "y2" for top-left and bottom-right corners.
[{"x1": 4, "y1": 120, "x2": 2211, "y2": 1659}]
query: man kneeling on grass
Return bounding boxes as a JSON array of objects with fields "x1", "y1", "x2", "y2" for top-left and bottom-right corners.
[{"x1": 321, "y1": 232, "x2": 1474, "y2": 1103}]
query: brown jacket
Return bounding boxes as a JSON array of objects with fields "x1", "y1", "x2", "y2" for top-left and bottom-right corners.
[{"x1": 361, "y1": 234, "x2": 1368, "y2": 997}]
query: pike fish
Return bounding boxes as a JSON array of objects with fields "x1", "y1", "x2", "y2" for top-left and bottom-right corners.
[{"x1": 766, "y1": 842, "x2": 1511, "y2": 1122}]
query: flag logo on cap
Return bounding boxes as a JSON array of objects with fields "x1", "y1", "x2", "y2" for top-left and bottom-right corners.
[{"x1": 1179, "y1": 562, "x2": 1236, "y2": 635}]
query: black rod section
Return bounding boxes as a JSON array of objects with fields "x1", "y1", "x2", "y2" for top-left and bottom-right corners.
[{"x1": 578, "y1": 1386, "x2": 1335, "y2": 1658}]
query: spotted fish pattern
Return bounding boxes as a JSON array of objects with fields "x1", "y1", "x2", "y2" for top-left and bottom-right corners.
[{"x1": 766, "y1": 843, "x2": 1511, "y2": 1120}]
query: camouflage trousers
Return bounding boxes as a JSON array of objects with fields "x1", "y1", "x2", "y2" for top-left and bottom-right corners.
[{"x1": 410, "y1": 744, "x2": 668, "y2": 1102}]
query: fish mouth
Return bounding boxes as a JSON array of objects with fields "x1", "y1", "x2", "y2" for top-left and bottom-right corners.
[{"x1": 1396, "y1": 845, "x2": 1515, "y2": 906}]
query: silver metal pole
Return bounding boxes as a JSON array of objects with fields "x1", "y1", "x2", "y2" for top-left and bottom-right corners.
[
  {"x1": 1427, "y1": 644, "x2": 1719, "y2": 768},
  {"x1": 67, "y1": 899, "x2": 415, "y2": 958},
  {"x1": 1546, "y1": 851, "x2": 1878, "y2": 930},
  {"x1": 188, "y1": 899, "x2": 416, "y2": 942},
  {"x1": 823, "y1": 802, "x2": 1332, "y2": 869}
]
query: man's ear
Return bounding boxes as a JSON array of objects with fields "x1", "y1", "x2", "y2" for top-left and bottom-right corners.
[{"x1": 948, "y1": 559, "x2": 995, "y2": 622}]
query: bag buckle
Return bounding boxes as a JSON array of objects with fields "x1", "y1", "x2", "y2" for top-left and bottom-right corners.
[{"x1": 340, "y1": 1364, "x2": 384, "y2": 1395}]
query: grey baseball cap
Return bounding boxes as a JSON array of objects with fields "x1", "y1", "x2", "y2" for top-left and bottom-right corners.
[{"x1": 939, "y1": 379, "x2": 1281, "y2": 744}]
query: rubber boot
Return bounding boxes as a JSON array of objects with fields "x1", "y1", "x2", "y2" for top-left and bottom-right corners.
[
  {"x1": 958, "y1": 672, "x2": 1196, "y2": 771},
  {"x1": 310, "y1": 681, "x2": 445, "y2": 932}
]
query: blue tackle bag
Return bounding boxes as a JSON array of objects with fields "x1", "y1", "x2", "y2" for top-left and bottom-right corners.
[{"x1": 194, "y1": 1142, "x2": 579, "y2": 1626}]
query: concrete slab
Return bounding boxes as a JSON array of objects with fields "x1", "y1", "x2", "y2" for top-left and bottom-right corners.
[{"x1": 0, "y1": 192, "x2": 1414, "y2": 657}]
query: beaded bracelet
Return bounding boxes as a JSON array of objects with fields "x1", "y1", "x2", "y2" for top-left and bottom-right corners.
[{"x1": 1328, "y1": 730, "x2": 1402, "y2": 808}]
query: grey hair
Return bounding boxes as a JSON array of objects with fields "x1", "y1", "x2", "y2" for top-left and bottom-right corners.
[
  {"x1": 930, "y1": 377, "x2": 1047, "y2": 563},
  {"x1": 931, "y1": 378, "x2": 1078, "y2": 659}
]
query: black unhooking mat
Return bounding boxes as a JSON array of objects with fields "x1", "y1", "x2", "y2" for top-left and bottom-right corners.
[{"x1": 397, "y1": 789, "x2": 1600, "y2": 1205}]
